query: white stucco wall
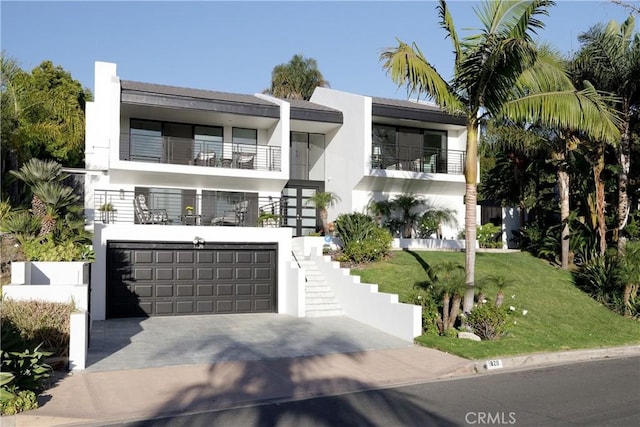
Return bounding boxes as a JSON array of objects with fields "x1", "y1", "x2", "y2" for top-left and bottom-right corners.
[
  {"x1": 85, "y1": 62, "x2": 121, "y2": 222},
  {"x1": 502, "y1": 207, "x2": 522, "y2": 249},
  {"x1": 310, "y1": 87, "x2": 371, "y2": 220},
  {"x1": 254, "y1": 94, "x2": 290, "y2": 179},
  {"x1": 91, "y1": 224, "x2": 296, "y2": 320}
]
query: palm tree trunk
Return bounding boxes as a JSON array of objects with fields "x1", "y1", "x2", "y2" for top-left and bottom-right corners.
[
  {"x1": 623, "y1": 283, "x2": 633, "y2": 317},
  {"x1": 448, "y1": 293, "x2": 462, "y2": 329},
  {"x1": 593, "y1": 153, "x2": 606, "y2": 257},
  {"x1": 320, "y1": 209, "x2": 329, "y2": 235},
  {"x1": 442, "y1": 292, "x2": 451, "y2": 331},
  {"x1": 554, "y1": 147, "x2": 570, "y2": 270},
  {"x1": 463, "y1": 122, "x2": 478, "y2": 314},
  {"x1": 617, "y1": 111, "x2": 631, "y2": 255}
]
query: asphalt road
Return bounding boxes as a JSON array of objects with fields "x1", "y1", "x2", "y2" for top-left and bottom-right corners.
[{"x1": 116, "y1": 356, "x2": 640, "y2": 427}]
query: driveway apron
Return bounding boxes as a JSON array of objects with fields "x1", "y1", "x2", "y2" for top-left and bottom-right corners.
[{"x1": 86, "y1": 314, "x2": 413, "y2": 372}]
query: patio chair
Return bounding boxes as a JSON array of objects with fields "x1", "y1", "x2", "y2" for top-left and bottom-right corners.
[
  {"x1": 133, "y1": 194, "x2": 169, "y2": 224},
  {"x1": 211, "y1": 200, "x2": 248, "y2": 226},
  {"x1": 194, "y1": 151, "x2": 217, "y2": 166},
  {"x1": 236, "y1": 153, "x2": 254, "y2": 169}
]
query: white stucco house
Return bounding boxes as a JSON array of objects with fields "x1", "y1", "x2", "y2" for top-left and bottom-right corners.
[{"x1": 84, "y1": 61, "x2": 469, "y2": 324}]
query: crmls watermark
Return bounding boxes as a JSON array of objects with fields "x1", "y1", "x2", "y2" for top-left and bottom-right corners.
[{"x1": 465, "y1": 411, "x2": 517, "y2": 425}]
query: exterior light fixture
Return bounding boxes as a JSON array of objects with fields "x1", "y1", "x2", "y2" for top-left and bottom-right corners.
[{"x1": 192, "y1": 236, "x2": 205, "y2": 249}]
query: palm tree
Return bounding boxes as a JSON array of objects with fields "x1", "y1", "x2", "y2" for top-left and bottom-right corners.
[
  {"x1": 264, "y1": 54, "x2": 330, "y2": 101},
  {"x1": 424, "y1": 261, "x2": 466, "y2": 332},
  {"x1": 572, "y1": 16, "x2": 640, "y2": 254},
  {"x1": 368, "y1": 199, "x2": 393, "y2": 227},
  {"x1": 424, "y1": 206, "x2": 458, "y2": 239},
  {"x1": 31, "y1": 181, "x2": 79, "y2": 236},
  {"x1": 10, "y1": 158, "x2": 67, "y2": 218},
  {"x1": 391, "y1": 194, "x2": 424, "y2": 238},
  {"x1": 381, "y1": 0, "x2": 620, "y2": 312},
  {"x1": 306, "y1": 191, "x2": 341, "y2": 235}
]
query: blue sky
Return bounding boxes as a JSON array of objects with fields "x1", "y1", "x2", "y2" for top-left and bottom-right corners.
[{"x1": 2, "y1": 1, "x2": 637, "y2": 99}]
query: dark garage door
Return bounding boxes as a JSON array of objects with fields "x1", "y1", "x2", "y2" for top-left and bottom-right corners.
[{"x1": 107, "y1": 242, "x2": 277, "y2": 318}]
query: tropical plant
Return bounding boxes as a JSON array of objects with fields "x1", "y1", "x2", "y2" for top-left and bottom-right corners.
[
  {"x1": 381, "y1": 0, "x2": 620, "y2": 311},
  {"x1": 264, "y1": 54, "x2": 330, "y2": 100},
  {"x1": 368, "y1": 199, "x2": 393, "y2": 227},
  {"x1": 479, "y1": 274, "x2": 511, "y2": 308},
  {"x1": 391, "y1": 194, "x2": 424, "y2": 238},
  {"x1": 421, "y1": 206, "x2": 458, "y2": 239},
  {"x1": 572, "y1": 15, "x2": 640, "y2": 254},
  {"x1": 31, "y1": 181, "x2": 79, "y2": 236},
  {"x1": 573, "y1": 252, "x2": 622, "y2": 311},
  {"x1": 1, "y1": 57, "x2": 90, "y2": 200},
  {"x1": 9, "y1": 158, "x2": 67, "y2": 219},
  {"x1": 306, "y1": 191, "x2": 341, "y2": 235},
  {"x1": 477, "y1": 223, "x2": 502, "y2": 249},
  {"x1": 417, "y1": 260, "x2": 466, "y2": 333},
  {"x1": 463, "y1": 303, "x2": 508, "y2": 340},
  {"x1": 618, "y1": 241, "x2": 640, "y2": 317}
]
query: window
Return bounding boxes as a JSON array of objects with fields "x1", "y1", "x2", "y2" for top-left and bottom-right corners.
[
  {"x1": 232, "y1": 128, "x2": 257, "y2": 153},
  {"x1": 194, "y1": 126, "x2": 223, "y2": 166},
  {"x1": 372, "y1": 124, "x2": 447, "y2": 171},
  {"x1": 130, "y1": 120, "x2": 162, "y2": 162}
]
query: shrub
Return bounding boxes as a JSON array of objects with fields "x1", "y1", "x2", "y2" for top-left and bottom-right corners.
[
  {"x1": 343, "y1": 226, "x2": 393, "y2": 264},
  {"x1": 18, "y1": 236, "x2": 93, "y2": 262},
  {"x1": 335, "y1": 212, "x2": 376, "y2": 245},
  {"x1": 464, "y1": 303, "x2": 508, "y2": 340},
  {"x1": 477, "y1": 223, "x2": 502, "y2": 248},
  {"x1": 406, "y1": 290, "x2": 440, "y2": 335},
  {"x1": 0, "y1": 299, "x2": 74, "y2": 357},
  {"x1": 0, "y1": 388, "x2": 39, "y2": 415},
  {"x1": 1, "y1": 319, "x2": 52, "y2": 414},
  {"x1": 336, "y1": 213, "x2": 393, "y2": 264},
  {"x1": 418, "y1": 213, "x2": 438, "y2": 238}
]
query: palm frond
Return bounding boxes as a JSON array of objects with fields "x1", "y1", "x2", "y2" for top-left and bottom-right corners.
[
  {"x1": 457, "y1": 37, "x2": 537, "y2": 115},
  {"x1": 473, "y1": 0, "x2": 553, "y2": 40},
  {"x1": 437, "y1": 0, "x2": 462, "y2": 67},
  {"x1": 380, "y1": 40, "x2": 464, "y2": 113},
  {"x1": 501, "y1": 83, "x2": 622, "y2": 143},
  {"x1": 515, "y1": 43, "x2": 575, "y2": 94}
]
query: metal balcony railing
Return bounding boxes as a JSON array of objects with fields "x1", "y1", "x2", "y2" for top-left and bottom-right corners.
[
  {"x1": 371, "y1": 147, "x2": 465, "y2": 175},
  {"x1": 93, "y1": 189, "x2": 286, "y2": 227},
  {"x1": 121, "y1": 134, "x2": 282, "y2": 172}
]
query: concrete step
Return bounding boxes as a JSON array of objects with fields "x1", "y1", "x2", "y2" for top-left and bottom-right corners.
[
  {"x1": 306, "y1": 308, "x2": 345, "y2": 317},
  {"x1": 306, "y1": 297, "x2": 340, "y2": 305},
  {"x1": 305, "y1": 289, "x2": 335, "y2": 297}
]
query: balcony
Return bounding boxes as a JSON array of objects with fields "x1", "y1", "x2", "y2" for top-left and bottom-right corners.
[
  {"x1": 93, "y1": 189, "x2": 285, "y2": 227},
  {"x1": 121, "y1": 134, "x2": 282, "y2": 172},
  {"x1": 371, "y1": 147, "x2": 465, "y2": 175}
]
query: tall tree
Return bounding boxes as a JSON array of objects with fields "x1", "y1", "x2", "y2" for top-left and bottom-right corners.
[
  {"x1": 381, "y1": 0, "x2": 620, "y2": 312},
  {"x1": 1, "y1": 57, "x2": 91, "y2": 199},
  {"x1": 572, "y1": 16, "x2": 640, "y2": 254},
  {"x1": 264, "y1": 54, "x2": 330, "y2": 100}
]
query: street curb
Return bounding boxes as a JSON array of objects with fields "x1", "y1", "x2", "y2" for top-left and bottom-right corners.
[{"x1": 470, "y1": 345, "x2": 640, "y2": 374}]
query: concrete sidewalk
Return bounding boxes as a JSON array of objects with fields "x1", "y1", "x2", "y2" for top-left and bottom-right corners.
[
  {"x1": 8, "y1": 346, "x2": 473, "y2": 427},
  {"x1": 5, "y1": 344, "x2": 639, "y2": 427}
]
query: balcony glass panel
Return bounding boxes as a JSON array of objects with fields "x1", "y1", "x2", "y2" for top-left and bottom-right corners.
[{"x1": 130, "y1": 120, "x2": 162, "y2": 162}]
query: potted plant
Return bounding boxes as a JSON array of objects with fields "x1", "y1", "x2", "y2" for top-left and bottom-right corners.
[
  {"x1": 185, "y1": 205, "x2": 194, "y2": 215},
  {"x1": 99, "y1": 203, "x2": 115, "y2": 224},
  {"x1": 257, "y1": 212, "x2": 280, "y2": 228}
]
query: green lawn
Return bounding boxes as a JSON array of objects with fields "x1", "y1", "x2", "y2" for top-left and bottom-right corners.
[{"x1": 350, "y1": 250, "x2": 640, "y2": 360}]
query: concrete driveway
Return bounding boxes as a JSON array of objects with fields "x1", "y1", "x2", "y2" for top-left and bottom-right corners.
[{"x1": 86, "y1": 314, "x2": 413, "y2": 372}]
